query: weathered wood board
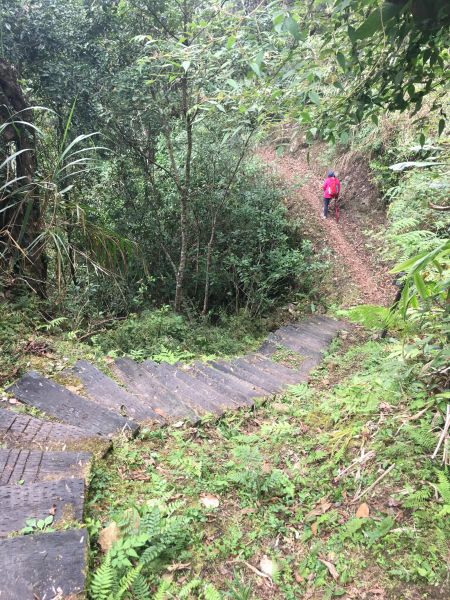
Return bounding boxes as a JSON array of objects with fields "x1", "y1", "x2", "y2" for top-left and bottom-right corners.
[
  {"x1": 0, "y1": 529, "x2": 88, "y2": 599},
  {"x1": 0, "y1": 406, "x2": 107, "y2": 452},
  {"x1": 0, "y1": 478, "x2": 85, "y2": 536},
  {"x1": 7, "y1": 371, "x2": 138, "y2": 436},
  {"x1": 71, "y1": 360, "x2": 161, "y2": 422},
  {"x1": 0, "y1": 449, "x2": 92, "y2": 486}
]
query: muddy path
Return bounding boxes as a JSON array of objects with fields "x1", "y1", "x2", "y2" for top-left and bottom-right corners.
[{"x1": 259, "y1": 147, "x2": 395, "y2": 307}]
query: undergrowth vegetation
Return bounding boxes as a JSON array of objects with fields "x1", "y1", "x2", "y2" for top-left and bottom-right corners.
[{"x1": 86, "y1": 326, "x2": 450, "y2": 599}]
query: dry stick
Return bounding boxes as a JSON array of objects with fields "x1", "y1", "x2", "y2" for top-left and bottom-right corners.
[
  {"x1": 335, "y1": 451, "x2": 376, "y2": 481},
  {"x1": 352, "y1": 463, "x2": 396, "y2": 503},
  {"x1": 432, "y1": 404, "x2": 450, "y2": 460}
]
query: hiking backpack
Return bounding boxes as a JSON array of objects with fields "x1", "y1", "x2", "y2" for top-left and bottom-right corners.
[{"x1": 327, "y1": 177, "x2": 338, "y2": 197}]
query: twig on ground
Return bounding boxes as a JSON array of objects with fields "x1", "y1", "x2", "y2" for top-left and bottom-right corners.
[
  {"x1": 432, "y1": 404, "x2": 450, "y2": 461},
  {"x1": 352, "y1": 463, "x2": 395, "y2": 503},
  {"x1": 334, "y1": 453, "x2": 374, "y2": 481},
  {"x1": 230, "y1": 559, "x2": 272, "y2": 581}
]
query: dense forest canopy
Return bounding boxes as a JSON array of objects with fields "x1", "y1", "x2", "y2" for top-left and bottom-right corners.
[{"x1": 0, "y1": 0, "x2": 449, "y2": 318}]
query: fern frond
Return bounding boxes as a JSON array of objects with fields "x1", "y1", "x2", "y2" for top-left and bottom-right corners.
[
  {"x1": 131, "y1": 572, "x2": 151, "y2": 600},
  {"x1": 203, "y1": 583, "x2": 223, "y2": 600},
  {"x1": 177, "y1": 579, "x2": 202, "y2": 598},
  {"x1": 113, "y1": 563, "x2": 143, "y2": 600},
  {"x1": 90, "y1": 556, "x2": 115, "y2": 600},
  {"x1": 436, "y1": 470, "x2": 450, "y2": 503},
  {"x1": 152, "y1": 579, "x2": 172, "y2": 600}
]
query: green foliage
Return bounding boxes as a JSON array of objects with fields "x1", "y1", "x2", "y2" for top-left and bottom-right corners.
[
  {"x1": 93, "y1": 307, "x2": 266, "y2": 361},
  {"x1": 90, "y1": 502, "x2": 191, "y2": 600},
  {"x1": 20, "y1": 515, "x2": 54, "y2": 535}
]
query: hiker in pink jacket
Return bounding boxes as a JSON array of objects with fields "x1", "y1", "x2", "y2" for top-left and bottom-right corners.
[{"x1": 322, "y1": 171, "x2": 341, "y2": 219}]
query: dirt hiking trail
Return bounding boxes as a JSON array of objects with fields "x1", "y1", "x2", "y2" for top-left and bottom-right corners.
[{"x1": 259, "y1": 147, "x2": 395, "y2": 307}]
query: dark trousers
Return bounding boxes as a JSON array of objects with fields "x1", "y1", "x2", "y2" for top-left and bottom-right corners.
[{"x1": 323, "y1": 197, "x2": 331, "y2": 217}]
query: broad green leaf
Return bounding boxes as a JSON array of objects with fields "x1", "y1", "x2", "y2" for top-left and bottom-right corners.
[
  {"x1": 286, "y1": 16, "x2": 301, "y2": 41},
  {"x1": 351, "y1": 3, "x2": 402, "y2": 41},
  {"x1": 413, "y1": 272, "x2": 428, "y2": 299},
  {"x1": 336, "y1": 52, "x2": 346, "y2": 70},
  {"x1": 308, "y1": 91, "x2": 321, "y2": 105},
  {"x1": 226, "y1": 35, "x2": 236, "y2": 49}
]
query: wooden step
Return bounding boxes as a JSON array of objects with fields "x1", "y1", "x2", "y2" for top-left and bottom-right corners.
[
  {"x1": 185, "y1": 365, "x2": 253, "y2": 406},
  {"x1": 69, "y1": 360, "x2": 162, "y2": 423},
  {"x1": 140, "y1": 361, "x2": 211, "y2": 417},
  {"x1": 245, "y1": 354, "x2": 305, "y2": 384},
  {"x1": 113, "y1": 358, "x2": 197, "y2": 422},
  {"x1": 0, "y1": 478, "x2": 85, "y2": 537},
  {"x1": 0, "y1": 449, "x2": 92, "y2": 486},
  {"x1": 305, "y1": 315, "x2": 346, "y2": 334},
  {"x1": 188, "y1": 362, "x2": 256, "y2": 406},
  {"x1": 267, "y1": 331, "x2": 323, "y2": 358},
  {"x1": 0, "y1": 406, "x2": 109, "y2": 453},
  {"x1": 210, "y1": 361, "x2": 278, "y2": 393},
  {"x1": 0, "y1": 529, "x2": 87, "y2": 599},
  {"x1": 7, "y1": 371, "x2": 138, "y2": 437},
  {"x1": 281, "y1": 323, "x2": 335, "y2": 345},
  {"x1": 231, "y1": 358, "x2": 287, "y2": 390},
  {"x1": 194, "y1": 362, "x2": 265, "y2": 398},
  {"x1": 149, "y1": 361, "x2": 236, "y2": 411}
]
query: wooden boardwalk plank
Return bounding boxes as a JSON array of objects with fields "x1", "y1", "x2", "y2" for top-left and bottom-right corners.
[
  {"x1": 70, "y1": 359, "x2": 162, "y2": 423},
  {"x1": 0, "y1": 529, "x2": 87, "y2": 600},
  {"x1": 150, "y1": 362, "x2": 236, "y2": 411},
  {"x1": 195, "y1": 362, "x2": 265, "y2": 398},
  {"x1": 188, "y1": 362, "x2": 256, "y2": 406},
  {"x1": 7, "y1": 371, "x2": 138, "y2": 437},
  {"x1": 245, "y1": 354, "x2": 305, "y2": 384},
  {"x1": 140, "y1": 361, "x2": 212, "y2": 417},
  {"x1": 0, "y1": 406, "x2": 108, "y2": 453},
  {"x1": 185, "y1": 366, "x2": 253, "y2": 406},
  {"x1": 306, "y1": 315, "x2": 346, "y2": 333},
  {"x1": 0, "y1": 478, "x2": 85, "y2": 536},
  {"x1": 210, "y1": 361, "x2": 278, "y2": 393},
  {"x1": 114, "y1": 358, "x2": 196, "y2": 422},
  {"x1": 0, "y1": 449, "x2": 92, "y2": 486},
  {"x1": 231, "y1": 358, "x2": 287, "y2": 390},
  {"x1": 267, "y1": 331, "x2": 324, "y2": 358}
]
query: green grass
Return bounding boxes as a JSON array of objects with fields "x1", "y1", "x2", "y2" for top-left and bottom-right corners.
[{"x1": 86, "y1": 332, "x2": 450, "y2": 599}]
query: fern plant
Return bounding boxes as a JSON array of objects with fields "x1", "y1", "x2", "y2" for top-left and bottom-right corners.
[{"x1": 90, "y1": 501, "x2": 190, "y2": 600}]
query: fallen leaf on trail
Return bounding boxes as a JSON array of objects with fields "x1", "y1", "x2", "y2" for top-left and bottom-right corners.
[
  {"x1": 306, "y1": 499, "x2": 332, "y2": 519},
  {"x1": 318, "y1": 558, "x2": 339, "y2": 580},
  {"x1": 272, "y1": 402, "x2": 290, "y2": 413},
  {"x1": 294, "y1": 572, "x2": 304, "y2": 583},
  {"x1": 8, "y1": 398, "x2": 18, "y2": 404},
  {"x1": 311, "y1": 521, "x2": 318, "y2": 535},
  {"x1": 172, "y1": 420, "x2": 185, "y2": 428},
  {"x1": 259, "y1": 555, "x2": 278, "y2": 577},
  {"x1": 49, "y1": 504, "x2": 57, "y2": 516},
  {"x1": 129, "y1": 469, "x2": 151, "y2": 481},
  {"x1": 166, "y1": 562, "x2": 191, "y2": 572},
  {"x1": 66, "y1": 384, "x2": 83, "y2": 394},
  {"x1": 200, "y1": 494, "x2": 220, "y2": 508},
  {"x1": 98, "y1": 521, "x2": 120, "y2": 553},
  {"x1": 356, "y1": 502, "x2": 370, "y2": 518},
  {"x1": 240, "y1": 507, "x2": 256, "y2": 515}
]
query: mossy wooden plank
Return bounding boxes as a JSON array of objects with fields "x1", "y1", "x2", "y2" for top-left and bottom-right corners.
[
  {"x1": 0, "y1": 407, "x2": 108, "y2": 455},
  {"x1": 7, "y1": 371, "x2": 138, "y2": 436},
  {"x1": 185, "y1": 366, "x2": 253, "y2": 406},
  {"x1": 114, "y1": 358, "x2": 196, "y2": 422},
  {"x1": 0, "y1": 529, "x2": 87, "y2": 599},
  {"x1": 0, "y1": 478, "x2": 84, "y2": 536},
  {"x1": 71, "y1": 360, "x2": 161, "y2": 423},
  {"x1": 0, "y1": 449, "x2": 92, "y2": 486},
  {"x1": 151, "y1": 362, "x2": 234, "y2": 411}
]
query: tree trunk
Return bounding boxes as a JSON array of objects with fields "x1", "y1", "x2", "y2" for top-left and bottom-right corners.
[
  {"x1": 202, "y1": 213, "x2": 218, "y2": 315},
  {"x1": 0, "y1": 58, "x2": 46, "y2": 296}
]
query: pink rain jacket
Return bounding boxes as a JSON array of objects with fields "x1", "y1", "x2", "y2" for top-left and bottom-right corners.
[{"x1": 323, "y1": 176, "x2": 341, "y2": 199}]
